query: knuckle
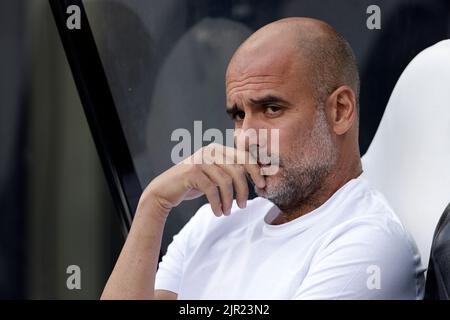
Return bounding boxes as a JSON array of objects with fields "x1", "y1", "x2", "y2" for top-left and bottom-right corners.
[
  {"x1": 206, "y1": 184, "x2": 218, "y2": 194},
  {"x1": 188, "y1": 164, "x2": 202, "y2": 175},
  {"x1": 239, "y1": 184, "x2": 249, "y2": 194},
  {"x1": 235, "y1": 164, "x2": 245, "y2": 175},
  {"x1": 222, "y1": 175, "x2": 233, "y2": 185},
  {"x1": 207, "y1": 142, "x2": 219, "y2": 153}
]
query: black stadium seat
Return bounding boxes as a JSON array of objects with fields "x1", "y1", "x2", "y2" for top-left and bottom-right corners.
[{"x1": 425, "y1": 202, "x2": 450, "y2": 299}]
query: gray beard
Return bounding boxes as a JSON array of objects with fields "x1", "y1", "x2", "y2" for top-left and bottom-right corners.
[{"x1": 255, "y1": 107, "x2": 338, "y2": 212}]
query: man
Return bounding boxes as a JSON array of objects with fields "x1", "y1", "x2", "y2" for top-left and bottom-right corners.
[{"x1": 101, "y1": 17, "x2": 425, "y2": 299}]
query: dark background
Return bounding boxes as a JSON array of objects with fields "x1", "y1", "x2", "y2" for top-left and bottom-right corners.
[{"x1": 1, "y1": 0, "x2": 449, "y2": 299}]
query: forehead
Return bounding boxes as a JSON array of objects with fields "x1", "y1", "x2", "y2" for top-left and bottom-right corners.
[
  {"x1": 226, "y1": 47, "x2": 310, "y2": 105},
  {"x1": 227, "y1": 39, "x2": 297, "y2": 80}
]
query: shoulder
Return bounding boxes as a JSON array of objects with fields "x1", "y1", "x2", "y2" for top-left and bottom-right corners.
[
  {"x1": 311, "y1": 179, "x2": 425, "y2": 298},
  {"x1": 324, "y1": 177, "x2": 420, "y2": 261},
  {"x1": 322, "y1": 177, "x2": 423, "y2": 268},
  {"x1": 305, "y1": 209, "x2": 425, "y2": 299}
]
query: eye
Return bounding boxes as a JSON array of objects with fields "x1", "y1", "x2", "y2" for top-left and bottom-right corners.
[
  {"x1": 265, "y1": 105, "x2": 282, "y2": 115},
  {"x1": 232, "y1": 110, "x2": 245, "y2": 121}
]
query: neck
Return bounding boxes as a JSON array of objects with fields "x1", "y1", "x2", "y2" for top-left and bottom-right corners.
[{"x1": 270, "y1": 155, "x2": 363, "y2": 225}]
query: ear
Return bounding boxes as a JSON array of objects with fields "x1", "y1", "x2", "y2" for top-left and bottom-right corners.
[{"x1": 325, "y1": 85, "x2": 357, "y2": 136}]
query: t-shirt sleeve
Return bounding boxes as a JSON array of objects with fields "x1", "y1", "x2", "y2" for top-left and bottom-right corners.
[
  {"x1": 154, "y1": 204, "x2": 208, "y2": 294},
  {"x1": 292, "y1": 221, "x2": 425, "y2": 300}
]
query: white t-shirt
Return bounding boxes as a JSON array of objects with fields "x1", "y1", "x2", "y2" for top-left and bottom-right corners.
[{"x1": 155, "y1": 176, "x2": 425, "y2": 299}]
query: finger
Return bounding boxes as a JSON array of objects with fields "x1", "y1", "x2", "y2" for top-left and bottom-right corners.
[
  {"x1": 204, "y1": 144, "x2": 250, "y2": 210},
  {"x1": 215, "y1": 163, "x2": 249, "y2": 209},
  {"x1": 223, "y1": 146, "x2": 266, "y2": 189},
  {"x1": 241, "y1": 162, "x2": 266, "y2": 189},
  {"x1": 192, "y1": 171, "x2": 223, "y2": 216},
  {"x1": 201, "y1": 164, "x2": 234, "y2": 215}
]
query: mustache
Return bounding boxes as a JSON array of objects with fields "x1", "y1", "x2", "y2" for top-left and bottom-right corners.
[{"x1": 248, "y1": 144, "x2": 281, "y2": 166}]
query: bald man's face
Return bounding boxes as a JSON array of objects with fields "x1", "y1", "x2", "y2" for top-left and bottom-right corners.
[{"x1": 225, "y1": 36, "x2": 338, "y2": 211}]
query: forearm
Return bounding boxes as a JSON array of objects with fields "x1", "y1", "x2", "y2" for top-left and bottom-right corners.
[{"x1": 101, "y1": 193, "x2": 169, "y2": 300}]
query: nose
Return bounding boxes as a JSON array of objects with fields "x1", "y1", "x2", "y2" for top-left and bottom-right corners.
[{"x1": 234, "y1": 115, "x2": 268, "y2": 153}]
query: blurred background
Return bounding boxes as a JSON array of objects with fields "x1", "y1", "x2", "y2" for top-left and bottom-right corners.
[{"x1": 1, "y1": 0, "x2": 449, "y2": 299}]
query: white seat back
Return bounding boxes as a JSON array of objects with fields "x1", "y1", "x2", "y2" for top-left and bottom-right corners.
[{"x1": 362, "y1": 40, "x2": 450, "y2": 267}]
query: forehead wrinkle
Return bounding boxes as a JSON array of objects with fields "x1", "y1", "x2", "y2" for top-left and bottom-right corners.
[
  {"x1": 227, "y1": 81, "x2": 283, "y2": 99},
  {"x1": 226, "y1": 75, "x2": 284, "y2": 97},
  {"x1": 226, "y1": 74, "x2": 282, "y2": 88}
]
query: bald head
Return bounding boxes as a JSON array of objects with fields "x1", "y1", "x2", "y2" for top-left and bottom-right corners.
[{"x1": 227, "y1": 17, "x2": 360, "y2": 114}]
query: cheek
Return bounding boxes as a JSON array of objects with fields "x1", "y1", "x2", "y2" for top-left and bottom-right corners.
[
  {"x1": 276, "y1": 127, "x2": 306, "y2": 157},
  {"x1": 265, "y1": 111, "x2": 314, "y2": 156}
]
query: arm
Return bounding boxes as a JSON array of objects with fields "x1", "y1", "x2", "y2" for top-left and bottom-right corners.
[
  {"x1": 100, "y1": 143, "x2": 264, "y2": 300},
  {"x1": 100, "y1": 190, "x2": 171, "y2": 300}
]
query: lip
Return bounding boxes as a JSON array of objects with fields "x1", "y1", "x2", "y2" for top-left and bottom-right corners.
[{"x1": 257, "y1": 161, "x2": 271, "y2": 167}]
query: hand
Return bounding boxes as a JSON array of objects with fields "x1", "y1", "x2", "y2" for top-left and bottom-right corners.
[{"x1": 141, "y1": 143, "x2": 266, "y2": 217}]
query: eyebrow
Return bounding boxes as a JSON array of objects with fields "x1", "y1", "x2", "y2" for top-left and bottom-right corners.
[
  {"x1": 226, "y1": 94, "x2": 292, "y2": 115},
  {"x1": 248, "y1": 95, "x2": 292, "y2": 107}
]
